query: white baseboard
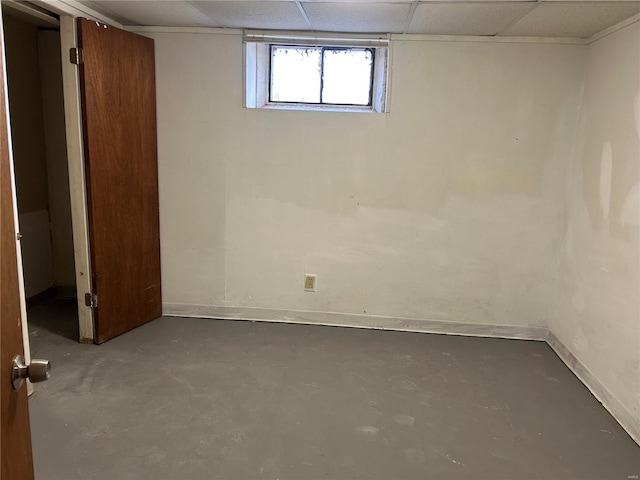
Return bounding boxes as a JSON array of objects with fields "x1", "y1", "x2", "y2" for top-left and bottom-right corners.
[
  {"x1": 546, "y1": 330, "x2": 640, "y2": 445},
  {"x1": 163, "y1": 303, "x2": 547, "y2": 340}
]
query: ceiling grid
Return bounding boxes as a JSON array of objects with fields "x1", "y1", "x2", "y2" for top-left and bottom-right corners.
[
  {"x1": 294, "y1": 1, "x2": 313, "y2": 28},
  {"x1": 403, "y1": 2, "x2": 419, "y2": 33},
  {"x1": 75, "y1": 0, "x2": 640, "y2": 38}
]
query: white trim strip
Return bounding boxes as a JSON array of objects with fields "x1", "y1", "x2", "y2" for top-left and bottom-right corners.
[
  {"x1": 244, "y1": 30, "x2": 390, "y2": 47},
  {"x1": 547, "y1": 330, "x2": 640, "y2": 445},
  {"x1": 163, "y1": 303, "x2": 548, "y2": 341}
]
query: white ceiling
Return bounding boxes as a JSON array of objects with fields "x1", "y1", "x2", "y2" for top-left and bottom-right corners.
[{"x1": 77, "y1": 0, "x2": 640, "y2": 38}]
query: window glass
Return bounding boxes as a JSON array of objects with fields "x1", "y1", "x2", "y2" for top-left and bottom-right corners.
[
  {"x1": 270, "y1": 46, "x2": 374, "y2": 106},
  {"x1": 322, "y1": 48, "x2": 373, "y2": 106},
  {"x1": 270, "y1": 46, "x2": 321, "y2": 103}
]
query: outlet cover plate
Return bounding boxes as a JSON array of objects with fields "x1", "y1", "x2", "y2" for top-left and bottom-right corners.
[{"x1": 304, "y1": 274, "x2": 317, "y2": 292}]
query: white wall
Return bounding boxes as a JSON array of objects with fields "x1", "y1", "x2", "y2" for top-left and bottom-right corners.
[
  {"x1": 552, "y1": 22, "x2": 640, "y2": 440},
  {"x1": 39, "y1": 29, "x2": 76, "y2": 294},
  {"x1": 151, "y1": 31, "x2": 585, "y2": 330}
]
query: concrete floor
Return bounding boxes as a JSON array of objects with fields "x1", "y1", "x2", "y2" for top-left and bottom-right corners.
[{"x1": 28, "y1": 300, "x2": 639, "y2": 480}]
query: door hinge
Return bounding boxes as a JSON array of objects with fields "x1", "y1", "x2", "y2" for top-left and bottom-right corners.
[
  {"x1": 16, "y1": 232, "x2": 22, "y2": 241},
  {"x1": 70, "y1": 47, "x2": 83, "y2": 65},
  {"x1": 84, "y1": 293, "x2": 98, "y2": 308}
]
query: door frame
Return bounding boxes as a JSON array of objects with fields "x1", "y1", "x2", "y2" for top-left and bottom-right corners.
[
  {"x1": 53, "y1": 3, "x2": 124, "y2": 343},
  {"x1": 1, "y1": 0, "x2": 124, "y2": 344},
  {"x1": 59, "y1": 14, "x2": 94, "y2": 343},
  {"x1": 46, "y1": 2, "x2": 124, "y2": 343}
]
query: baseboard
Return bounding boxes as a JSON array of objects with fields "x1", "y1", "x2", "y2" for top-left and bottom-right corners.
[
  {"x1": 162, "y1": 303, "x2": 547, "y2": 341},
  {"x1": 546, "y1": 330, "x2": 640, "y2": 445},
  {"x1": 26, "y1": 286, "x2": 57, "y2": 308},
  {"x1": 55, "y1": 285, "x2": 77, "y2": 299}
]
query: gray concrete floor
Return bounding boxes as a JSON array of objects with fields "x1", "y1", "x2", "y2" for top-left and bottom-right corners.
[{"x1": 28, "y1": 299, "x2": 639, "y2": 480}]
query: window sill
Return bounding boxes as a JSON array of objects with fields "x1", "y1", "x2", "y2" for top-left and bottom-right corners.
[{"x1": 255, "y1": 103, "x2": 382, "y2": 113}]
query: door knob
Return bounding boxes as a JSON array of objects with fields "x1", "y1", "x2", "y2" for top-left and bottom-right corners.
[{"x1": 11, "y1": 355, "x2": 50, "y2": 390}]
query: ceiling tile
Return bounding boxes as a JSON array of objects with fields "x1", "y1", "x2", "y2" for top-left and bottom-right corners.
[
  {"x1": 409, "y1": 3, "x2": 537, "y2": 35},
  {"x1": 192, "y1": 1, "x2": 309, "y2": 29},
  {"x1": 501, "y1": 2, "x2": 640, "y2": 37},
  {"x1": 302, "y1": 2, "x2": 412, "y2": 33},
  {"x1": 78, "y1": 1, "x2": 216, "y2": 26}
]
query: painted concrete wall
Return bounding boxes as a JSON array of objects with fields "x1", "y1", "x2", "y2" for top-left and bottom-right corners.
[
  {"x1": 4, "y1": 14, "x2": 54, "y2": 298},
  {"x1": 553, "y1": 23, "x2": 640, "y2": 437},
  {"x1": 152, "y1": 31, "x2": 585, "y2": 329}
]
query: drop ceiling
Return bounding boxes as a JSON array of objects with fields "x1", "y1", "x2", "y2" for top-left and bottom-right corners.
[{"x1": 77, "y1": 0, "x2": 640, "y2": 38}]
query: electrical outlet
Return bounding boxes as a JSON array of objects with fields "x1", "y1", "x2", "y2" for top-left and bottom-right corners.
[{"x1": 304, "y1": 274, "x2": 317, "y2": 292}]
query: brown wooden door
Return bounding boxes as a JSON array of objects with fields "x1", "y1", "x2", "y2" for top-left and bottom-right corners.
[
  {"x1": 77, "y1": 19, "x2": 161, "y2": 344},
  {"x1": 0, "y1": 13, "x2": 34, "y2": 480}
]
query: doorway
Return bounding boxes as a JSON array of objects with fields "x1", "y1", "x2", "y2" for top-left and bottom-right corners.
[
  {"x1": 2, "y1": 0, "x2": 163, "y2": 351},
  {"x1": 2, "y1": 8, "x2": 79, "y2": 342}
]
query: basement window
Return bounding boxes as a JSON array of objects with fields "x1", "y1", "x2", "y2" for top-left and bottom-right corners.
[
  {"x1": 244, "y1": 33, "x2": 389, "y2": 113},
  {"x1": 270, "y1": 46, "x2": 374, "y2": 106}
]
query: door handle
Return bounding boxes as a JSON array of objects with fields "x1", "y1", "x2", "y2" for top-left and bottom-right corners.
[{"x1": 11, "y1": 355, "x2": 51, "y2": 390}]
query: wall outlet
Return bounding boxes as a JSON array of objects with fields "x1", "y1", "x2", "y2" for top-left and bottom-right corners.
[{"x1": 304, "y1": 274, "x2": 317, "y2": 292}]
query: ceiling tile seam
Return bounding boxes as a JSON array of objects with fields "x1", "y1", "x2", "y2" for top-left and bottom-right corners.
[
  {"x1": 187, "y1": 0, "x2": 222, "y2": 28},
  {"x1": 586, "y1": 12, "x2": 640, "y2": 44},
  {"x1": 494, "y1": 0, "x2": 542, "y2": 36},
  {"x1": 295, "y1": 1, "x2": 313, "y2": 29},
  {"x1": 403, "y1": 2, "x2": 419, "y2": 34}
]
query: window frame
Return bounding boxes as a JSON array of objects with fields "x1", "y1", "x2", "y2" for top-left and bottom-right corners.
[
  {"x1": 267, "y1": 44, "x2": 376, "y2": 108},
  {"x1": 244, "y1": 33, "x2": 390, "y2": 114}
]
